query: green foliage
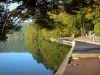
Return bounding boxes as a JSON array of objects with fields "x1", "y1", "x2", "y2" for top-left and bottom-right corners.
[
  {"x1": 93, "y1": 18, "x2": 100, "y2": 36},
  {"x1": 0, "y1": 4, "x2": 22, "y2": 41},
  {"x1": 70, "y1": 26, "x2": 81, "y2": 36},
  {"x1": 0, "y1": 0, "x2": 100, "y2": 39},
  {"x1": 26, "y1": 11, "x2": 81, "y2": 38},
  {"x1": 94, "y1": 24, "x2": 100, "y2": 36},
  {"x1": 48, "y1": 12, "x2": 80, "y2": 37}
]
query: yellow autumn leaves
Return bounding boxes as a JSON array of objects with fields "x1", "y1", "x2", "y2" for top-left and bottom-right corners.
[
  {"x1": 86, "y1": 8, "x2": 93, "y2": 19},
  {"x1": 86, "y1": 6, "x2": 100, "y2": 20}
]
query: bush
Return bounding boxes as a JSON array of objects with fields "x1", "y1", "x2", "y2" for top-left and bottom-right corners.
[{"x1": 94, "y1": 23, "x2": 100, "y2": 36}]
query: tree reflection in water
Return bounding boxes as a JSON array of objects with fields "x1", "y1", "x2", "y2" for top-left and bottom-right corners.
[{"x1": 25, "y1": 37, "x2": 71, "y2": 74}]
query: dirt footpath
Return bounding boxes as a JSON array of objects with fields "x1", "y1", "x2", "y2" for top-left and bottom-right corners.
[{"x1": 64, "y1": 57, "x2": 100, "y2": 75}]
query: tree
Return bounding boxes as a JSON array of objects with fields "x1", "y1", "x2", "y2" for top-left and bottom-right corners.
[
  {"x1": 0, "y1": 0, "x2": 100, "y2": 39},
  {"x1": 0, "y1": 4, "x2": 22, "y2": 41},
  {"x1": 48, "y1": 12, "x2": 80, "y2": 37}
]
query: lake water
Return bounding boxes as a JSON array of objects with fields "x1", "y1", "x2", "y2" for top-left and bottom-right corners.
[{"x1": 0, "y1": 23, "x2": 71, "y2": 75}]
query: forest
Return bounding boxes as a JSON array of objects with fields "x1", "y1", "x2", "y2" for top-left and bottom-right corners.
[{"x1": 0, "y1": 0, "x2": 100, "y2": 40}]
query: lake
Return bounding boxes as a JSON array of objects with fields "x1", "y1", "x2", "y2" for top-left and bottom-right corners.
[{"x1": 0, "y1": 23, "x2": 71, "y2": 75}]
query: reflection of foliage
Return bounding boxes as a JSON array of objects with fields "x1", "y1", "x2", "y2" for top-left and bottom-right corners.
[
  {"x1": 0, "y1": 23, "x2": 27, "y2": 52},
  {"x1": 25, "y1": 28, "x2": 71, "y2": 73},
  {"x1": 25, "y1": 25, "x2": 35, "y2": 39},
  {"x1": 35, "y1": 49, "x2": 44, "y2": 64},
  {"x1": 26, "y1": 38, "x2": 71, "y2": 73}
]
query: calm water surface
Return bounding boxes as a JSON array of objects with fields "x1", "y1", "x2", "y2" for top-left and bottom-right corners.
[{"x1": 0, "y1": 24, "x2": 71, "y2": 75}]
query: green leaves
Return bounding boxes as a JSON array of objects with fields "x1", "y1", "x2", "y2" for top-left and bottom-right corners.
[
  {"x1": 94, "y1": 24, "x2": 100, "y2": 36},
  {"x1": 0, "y1": 4, "x2": 22, "y2": 41},
  {"x1": 93, "y1": 18, "x2": 100, "y2": 36}
]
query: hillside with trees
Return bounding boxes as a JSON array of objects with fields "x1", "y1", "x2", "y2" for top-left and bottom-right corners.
[{"x1": 0, "y1": 0, "x2": 100, "y2": 40}]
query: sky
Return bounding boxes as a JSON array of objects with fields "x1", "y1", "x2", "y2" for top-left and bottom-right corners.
[
  {"x1": 8, "y1": 3, "x2": 32, "y2": 22},
  {"x1": 8, "y1": 3, "x2": 19, "y2": 11}
]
